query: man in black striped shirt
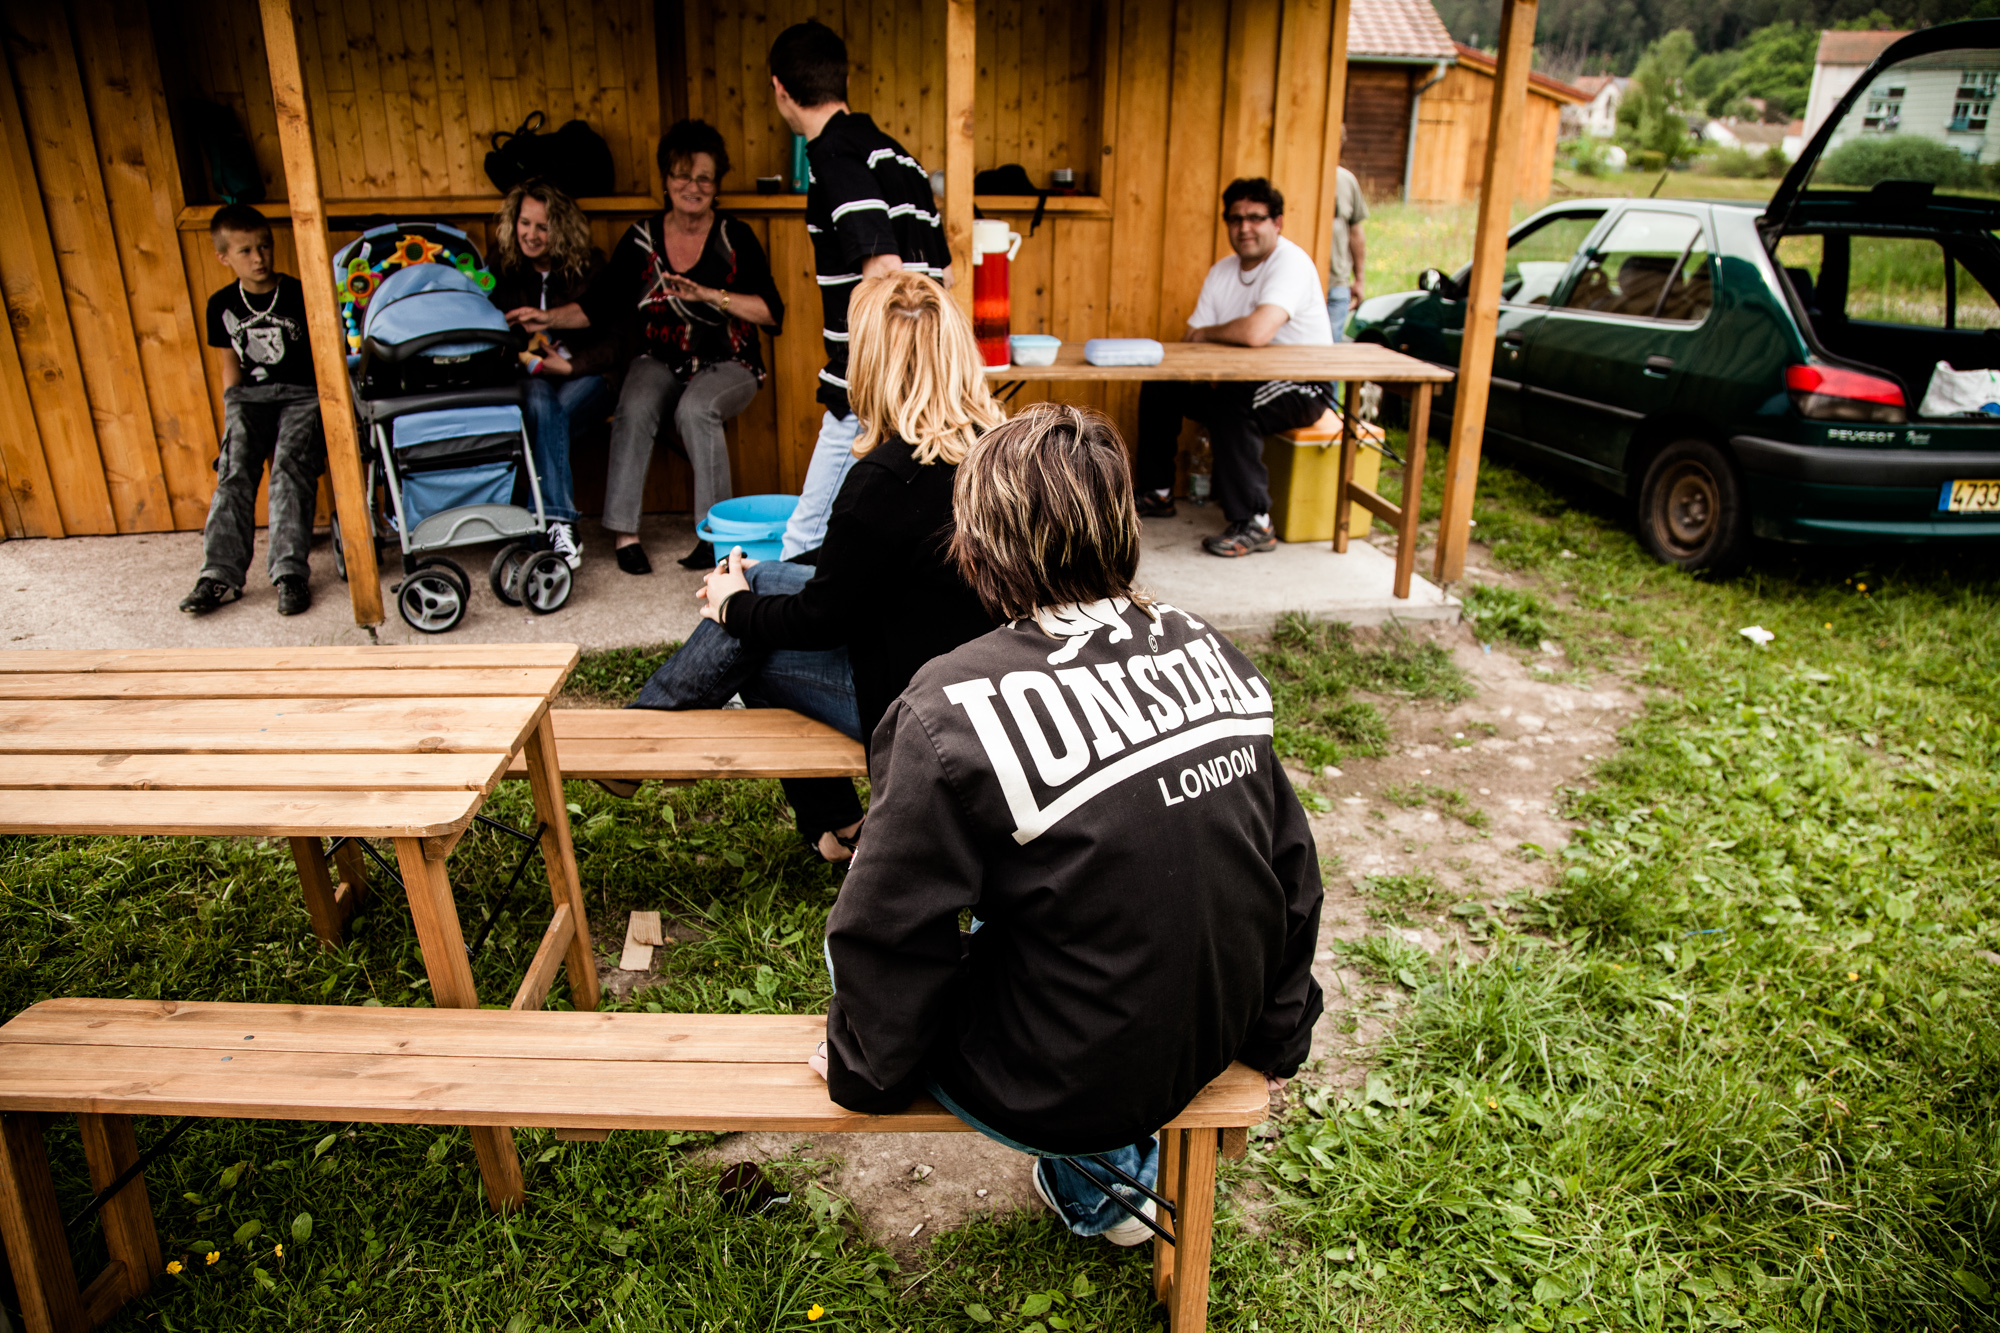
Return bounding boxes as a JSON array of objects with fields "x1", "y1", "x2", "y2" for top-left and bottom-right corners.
[{"x1": 769, "y1": 21, "x2": 955, "y2": 561}]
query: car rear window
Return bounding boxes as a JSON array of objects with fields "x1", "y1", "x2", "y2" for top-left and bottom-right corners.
[
  {"x1": 1559, "y1": 211, "x2": 1712, "y2": 322},
  {"x1": 1776, "y1": 232, "x2": 2000, "y2": 328}
]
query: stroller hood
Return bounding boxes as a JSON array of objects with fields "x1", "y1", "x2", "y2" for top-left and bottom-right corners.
[{"x1": 363, "y1": 264, "x2": 510, "y2": 349}]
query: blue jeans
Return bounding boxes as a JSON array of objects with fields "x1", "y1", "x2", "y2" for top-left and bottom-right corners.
[
  {"x1": 1326, "y1": 286, "x2": 1352, "y2": 342},
  {"x1": 522, "y1": 374, "x2": 610, "y2": 523},
  {"x1": 781, "y1": 411, "x2": 864, "y2": 560},
  {"x1": 626, "y1": 560, "x2": 863, "y2": 836},
  {"x1": 929, "y1": 1081, "x2": 1160, "y2": 1238}
]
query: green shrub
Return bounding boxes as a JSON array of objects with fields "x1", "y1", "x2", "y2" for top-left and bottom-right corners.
[
  {"x1": 1819, "y1": 134, "x2": 1985, "y2": 190},
  {"x1": 1631, "y1": 148, "x2": 1666, "y2": 173},
  {"x1": 1708, "y1": 145, "x2": 1763, "y2": 177},
  {"x1": 1566, "y1": 135, "x2": 1615, "y2": 178}
]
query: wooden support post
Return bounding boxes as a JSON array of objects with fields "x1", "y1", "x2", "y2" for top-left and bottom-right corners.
[
  {"x1": 1152, "y1": 1126, "x2": 1182, "y2": 1306},
  {"x1": 1311, "y1": 0, "x2": 1355, "y2": 285},
  {"x1": 1332, "y1": 380, "x2": 1360, "y2": 554},
  {"x1": 1170, "y1": 1128, "x2": 1219, "y2": 1332},
  {"x1": 943, "y1": 0, "x2": 976, "y2": 322},
  {"x1": 76, "y1": 1115, "x2": 161, "y2": 1309},
  {"x1": 257, "y1": 0, "x2": 383, "y2": 625},
  {"x1": 522, "y1": 711, "x2": 601, "y2": 1013},
  {"x1": 288, "y1": 836, "x2": 346, "y2": 948},
  {"x1": 0, "y1": 1111, "x2": 83, "y2": 1333},
  {"x1": 1432, "y1": 0, "x2": 1538, "y2": 585},
  {"x1": 390, "y1": 837, "x2": 523, "y2": 1212},
  {"x1": 332, "y1": 838, "x2": 369, "y2": 909},
  {"x1": 1396, "y1": 383, "x2": 1432, "y2": 599}
]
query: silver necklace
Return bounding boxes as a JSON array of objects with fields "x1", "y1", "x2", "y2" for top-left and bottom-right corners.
[{"x1": 238, "y1": 280, "x2": 280, "y2": 316}]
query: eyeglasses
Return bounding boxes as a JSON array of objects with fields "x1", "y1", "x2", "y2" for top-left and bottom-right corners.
[
  {"x1": 1224, "y1": 212, "x2": 1273, "y2": 227},
  {"x1": 668, "y1": 172, "x2": 718, "y2": 190}
]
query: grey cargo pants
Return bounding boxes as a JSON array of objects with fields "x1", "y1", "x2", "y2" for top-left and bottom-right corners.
[{"x1": 198, "y1": 382, "x2": 326, "y2": 589}]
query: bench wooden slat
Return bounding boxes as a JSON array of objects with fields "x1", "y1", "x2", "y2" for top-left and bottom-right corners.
[
  {"x1": 0, "y1": 668, "x2": 570, "y2": 701},
  {"x1": 0, "y1": 645, "x2": 582, "y2": 673},
  {"x1": 505, "y1": 737, "x2": 867, "y2": 781},
  {"x1": 0, "y1": 790, "x2": 481, "y2": 838},
  {"x1": 0, "y1": 1044, "x2": 1266, "y2": 1133},
  {"x1": 0, "y1": 1000, "x2": 826, "y2": 1062},
  {"x1": 0, "y1": 753, "x2": 507, "y2": 792},
  {"x1": 548, "y1": 709, "x2": 861, "y2": 739},
  {"x1": 0, "y1": 696, "x2": 542, "y2": 755}
]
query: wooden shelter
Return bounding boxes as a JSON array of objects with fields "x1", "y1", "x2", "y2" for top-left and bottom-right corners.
[{"x1": 0, "y1": 0, "x2": 1538, "y2": 620}]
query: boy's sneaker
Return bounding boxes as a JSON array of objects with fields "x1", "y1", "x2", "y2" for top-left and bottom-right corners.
[
  {"x1": 1031, "y1": 1158, "x2": 1157, "y2": 1248},
  {"x1": 1203, "y1": 518, "x2": 1277, "y2": 557},
  {"x1": 178, "y1": 578, "x2": 240, "y2": 615},
  {"x1": 276, "y1": 575, "x2": 312, "y2": 616},
  {"x1": 1135, "y1": 491, "x2": 1177, "y2": 519},
  {"x1": 547, "y1": 520, "x2": 582, "y2": 569}
]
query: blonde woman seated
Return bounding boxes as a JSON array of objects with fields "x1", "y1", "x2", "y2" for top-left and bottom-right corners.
[{"x1": 628, "y1": 270, "x2": 1003, "y2": 860}]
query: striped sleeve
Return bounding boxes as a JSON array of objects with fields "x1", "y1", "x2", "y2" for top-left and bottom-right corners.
[{"x1": 819, "y1": 155, "x2": 900, "y2": 269}]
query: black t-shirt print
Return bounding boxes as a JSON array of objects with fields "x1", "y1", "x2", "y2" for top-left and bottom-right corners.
[{"x1": 206, "y1": 275, "x2": 316, "y2": 387}]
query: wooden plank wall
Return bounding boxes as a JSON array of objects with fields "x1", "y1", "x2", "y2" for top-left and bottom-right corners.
[
  {"x1": 1408, "y1": 63, "x2": 1568, "y2": 205},
  {"x1": 3, "y1": 0, "x2": 1436, "y2": 539}
]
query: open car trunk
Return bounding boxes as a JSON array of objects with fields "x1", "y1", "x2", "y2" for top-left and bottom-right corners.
[{"x1": 1763, "y1": 18, "x2": 2000, "y2": 421}]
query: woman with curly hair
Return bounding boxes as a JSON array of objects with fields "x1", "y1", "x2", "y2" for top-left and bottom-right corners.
[
  {"x1": 516, "y1": 118, "x2": 786, "y2": 573},
  {"x1": 490, "y1": 182, "x2": 613, "y2": 567}
]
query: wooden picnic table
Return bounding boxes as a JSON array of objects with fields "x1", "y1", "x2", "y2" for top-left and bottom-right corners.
[
  {"x1": 0, "y1": 644, "x2": 600, "y2": 1018},
  {"x1": 987, "y1": 340, "x2": 1456, "y2": 599}
]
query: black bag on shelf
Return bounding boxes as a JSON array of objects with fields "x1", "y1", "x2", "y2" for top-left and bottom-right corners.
[
  {"x1": 972, "y1": 163, "x2": 1048, "y2": 235},
  {"x1": 484, "y1": 112, "x2": 617, "y2": 199}
]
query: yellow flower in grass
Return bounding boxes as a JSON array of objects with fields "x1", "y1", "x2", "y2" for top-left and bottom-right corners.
[
  {"x1": 205, "y1": 1251, "x2": 220, "y2": 1266},
  {"x1": 166, "y1": 1260, "x2": 184, "y2": 1275},
  {"x1": 807, "y1": 1304, "x2": 825, "y2": 1321},
  {"x1": 1486, "y1": 1097, "x2": 1499, "y2": 1110},
  {"x1": 274, "y1": 1243, "x2": 284, "y2": 1259}
]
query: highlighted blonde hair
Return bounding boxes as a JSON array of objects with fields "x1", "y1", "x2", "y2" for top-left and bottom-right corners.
[
  {"x1": 846, "y1": 271, "x2": 1005, "y2": 465},
  {"x1": 492, "y1": 182, "x2": 594, "y2": 283},
  {"x1": 951, "y1": 403, "x2": 1150, "y2": 622}
]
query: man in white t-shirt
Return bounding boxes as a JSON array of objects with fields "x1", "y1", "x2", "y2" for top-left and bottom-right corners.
[{"x1": 1135, "y1": 178, "x2": 1333, "y2": 557}]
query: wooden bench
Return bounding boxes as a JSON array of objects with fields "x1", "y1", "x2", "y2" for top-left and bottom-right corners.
[
  {"x1": 504, "y1": 707, "x2": 868, "y2": 793},
  {"x1": 0, "y1": 1001, "x2": 1265, "y2": 1333}
]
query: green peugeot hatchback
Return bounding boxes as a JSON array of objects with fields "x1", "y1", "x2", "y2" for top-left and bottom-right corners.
[{"x1": 1350, "y1": 20, "x2": 2000, "y2": 571}]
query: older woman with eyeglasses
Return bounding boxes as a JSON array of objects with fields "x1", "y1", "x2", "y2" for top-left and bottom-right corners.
[{"x1": 515, "y1": 119, "x2": 785, "y2": 572}]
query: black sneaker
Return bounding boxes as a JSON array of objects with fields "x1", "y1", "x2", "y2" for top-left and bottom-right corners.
[
  {"x1": 616, "y1": 544, "x2": 653, "y2": 575},
  {"x1": 276, "y1": 575, "x2": 312, "y2": 616},
  {"x1": 676, "y1": 539, "x2": 716, "y2": 570},
  {"x1": 178, "y1": 578, "x2": 240, "y2": 615},
  {"x1": 1203, "y1": 519, "x2": 1277, "y2": 557},
  {"x1": 546, "y1": 519, "x2": 582, "y2": 570},
  {"x1": 1135, "y1": 492, "x2": 1177, "y2": 518}
]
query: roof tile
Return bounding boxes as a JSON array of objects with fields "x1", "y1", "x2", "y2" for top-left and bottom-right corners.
[{"x1": 1348, "y1": 0, "x2": 1458, "y2": 61}]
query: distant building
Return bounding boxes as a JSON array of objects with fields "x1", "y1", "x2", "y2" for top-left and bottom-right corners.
[
  {"x1": 1782, "y1": 119, "x2": 1808, "y2": 159},
  {"x1": 1805, "y1": 28, "x2": 2000, "y2": 163},
  {"x1": 1564, "y1": 75, "x2": 1628, "y2": 139},
  {"x1": 1802, "y1": 30, "x2": 1910, "y2": 140},
  {"x1": 1703, "y1": 117, "x2": 1796, "y2": 159}
]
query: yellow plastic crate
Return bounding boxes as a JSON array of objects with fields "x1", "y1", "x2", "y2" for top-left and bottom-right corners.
[{"x1": 1260, "y1": 414, "x2": 1384, "y2": 543}]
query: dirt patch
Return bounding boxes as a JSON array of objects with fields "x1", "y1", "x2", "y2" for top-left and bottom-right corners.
[{"x1": 668, "y1": 571, "x2": 1646, "y2": 1258}]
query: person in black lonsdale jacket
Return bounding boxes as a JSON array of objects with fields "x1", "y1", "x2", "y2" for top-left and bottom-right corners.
[
  {"x1": 810, "y1": 403, "x2": 1324, "y2": 1246},
  {"x1": 628, "y1": 270, "x2": 1002, "y2": 859}
]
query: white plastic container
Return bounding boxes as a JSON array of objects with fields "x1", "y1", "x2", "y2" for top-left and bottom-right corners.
[
  {"x1": 1084, "y1": 337, "x2": 1164, "y2": 366},
  {"x1": 1010, "y1": 334, "x2": 1061, "y2": 366}
]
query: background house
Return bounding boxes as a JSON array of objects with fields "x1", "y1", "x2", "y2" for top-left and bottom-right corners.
[
  {"x1": 1563, "y1": 74, "x2": 1626, "y2": 138},
  {"x1": 1703, "y1": 116, "x2": 1796, "y2": 159},
  {"x1": 1802, "y1": 29, "x2": 1910, "y2": 140}
]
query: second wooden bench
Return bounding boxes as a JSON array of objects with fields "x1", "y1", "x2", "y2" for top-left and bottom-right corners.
[
  {"x1": 0, "y1": 1000, "x2": 1264, "y2": 1333},
  {"x1": 505, "y1": 707, "x2": 867, "y2": 794}
]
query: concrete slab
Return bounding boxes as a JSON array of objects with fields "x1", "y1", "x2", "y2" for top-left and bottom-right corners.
[
  {"x1": 1135, "y1": 504, "x2": 1457, "y2": 633},
  {"x1": 0, "y1": 504, "x2": 1452, "y2": 654}
]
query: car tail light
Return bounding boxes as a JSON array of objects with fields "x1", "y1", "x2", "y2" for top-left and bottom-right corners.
[{"x1": 1786, "y1": 363, "x2": 1907, "y2": 424}]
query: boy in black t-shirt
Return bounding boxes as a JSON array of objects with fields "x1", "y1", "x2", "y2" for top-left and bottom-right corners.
[
  {"x1": 180, "y1": 205, "x2": 326, "y2": 617},
  {"x1": 767, "y1": 20, "x2": 954, "y2": 562}
]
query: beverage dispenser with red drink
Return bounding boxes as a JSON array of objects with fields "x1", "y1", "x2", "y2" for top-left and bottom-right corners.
[{"x1": 971, "y1": 218, "x2": 1023, "y2": 370}]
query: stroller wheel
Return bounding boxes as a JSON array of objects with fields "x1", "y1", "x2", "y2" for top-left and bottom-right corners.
[
  {"x1": 398, "y1": 559, "x2": 469, "y2": 634},
  {"x1": 517, "y1": 550, "x2": 573, "y2": 615},
  {"x1": 490, "y1": 541, "x2": 532, "y2": 607}
]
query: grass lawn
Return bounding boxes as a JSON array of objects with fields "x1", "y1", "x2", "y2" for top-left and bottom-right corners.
[{"x1": 4, "y1": 444, "x2": 1999, "y2": 1330}]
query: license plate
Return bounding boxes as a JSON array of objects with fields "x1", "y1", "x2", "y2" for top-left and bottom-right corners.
[{"x1": 1940, "y1": 479, "x2": 2000, "y2": 512}]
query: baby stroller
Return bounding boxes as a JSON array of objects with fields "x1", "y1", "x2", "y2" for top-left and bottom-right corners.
[{"x1": 330, "y1": 222, "x2": 573, "y2": 633}]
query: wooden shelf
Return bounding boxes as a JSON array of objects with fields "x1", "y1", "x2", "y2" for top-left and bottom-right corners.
[{"x1": 180, "y1": 192, "x2": 1112, "y2": 229}]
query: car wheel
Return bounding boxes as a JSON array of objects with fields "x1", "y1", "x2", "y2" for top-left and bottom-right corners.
[{"x1": 1637, "y1": 439, "x2": 1748, "y2": 574}]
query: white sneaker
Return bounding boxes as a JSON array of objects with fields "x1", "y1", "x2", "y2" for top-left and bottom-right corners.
[
  {"x1": 547, "y1": 520, "x2": 582, "y2": 569},
  {"x1": 1031, "y1": 1158, "x2": 1157, "y2": 1247}
]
